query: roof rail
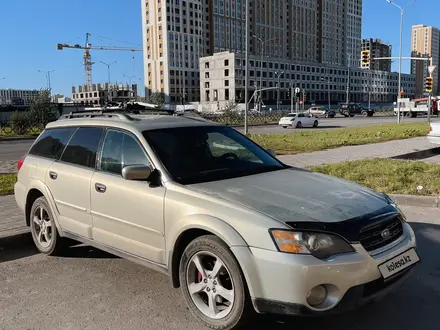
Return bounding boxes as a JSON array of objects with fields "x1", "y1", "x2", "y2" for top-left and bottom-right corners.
[{"x1": 58, "y1": 111, "x2": 136, "y2": 121}]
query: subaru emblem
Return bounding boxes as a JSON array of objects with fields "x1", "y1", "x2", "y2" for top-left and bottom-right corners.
[{"x1": 381, "y1": 229, "x2": 391, "y2": 239}]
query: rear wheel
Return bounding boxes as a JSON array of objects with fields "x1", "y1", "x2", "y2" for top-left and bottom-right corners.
[
  {"x1": 30, "y1": 196, "x2": 64, "y2": 255},
  {"x1": 179, "y1": 235, "x2": 252, "y2": 330},
  {"x1": 296, "y1": 121, "x2": 302, "y2": 128}
]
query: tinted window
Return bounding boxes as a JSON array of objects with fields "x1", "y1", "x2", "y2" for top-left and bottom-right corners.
[
  {"x1": 29, "y1": 127, "x2": 76, "y2": 159},
  {"x1": 286, "y1": 114, "x2": 296, "y2": 117},
  {"x1": 60, "y1": 127, "x2": 104, "y2": 168},
  {"x1": 144, "y1": 126, "x2": 285, "y2": 184},
  {"x1": 99, "y1": 130, "x2": 150, "y2": 175}
]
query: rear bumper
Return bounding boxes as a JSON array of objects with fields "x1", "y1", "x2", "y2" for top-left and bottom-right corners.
[{"x1": 14, "y1": 181, "x2": 26, "y2": 213}]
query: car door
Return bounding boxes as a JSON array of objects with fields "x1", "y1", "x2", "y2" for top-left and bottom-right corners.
[
  {"x1": 90, "y1": 129, "x2": 166, "y2": 264},
  {"x1": 45, "y1": 126, "x2": 104, "y2": 239}
]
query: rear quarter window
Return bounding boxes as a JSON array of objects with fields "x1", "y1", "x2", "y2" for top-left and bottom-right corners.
[
  {"x1": 60, "y1": 127, "x2": 104, "y2": 168},
  {"x1": 29, "y1": 127, "x2": 77, "y2": 159}
]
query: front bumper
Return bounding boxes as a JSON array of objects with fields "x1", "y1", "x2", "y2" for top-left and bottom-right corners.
[{"x1": 232, "y1": 222, "x2": 417, "y2": 316}]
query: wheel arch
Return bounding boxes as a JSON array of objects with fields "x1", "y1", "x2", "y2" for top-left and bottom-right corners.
[
  {"x1": 25, "y1": 180, "x2": 60, "y2": 229},
  {"x1": 167, "y1": 215, "x2": 248, "y2": 289}
]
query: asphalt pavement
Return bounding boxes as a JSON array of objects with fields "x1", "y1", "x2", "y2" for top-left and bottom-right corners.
[{"x1": 0, "y1": 205, "x2": 439, "y2": 330}]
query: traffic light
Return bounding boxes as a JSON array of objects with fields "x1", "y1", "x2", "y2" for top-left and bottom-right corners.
[
  {"x1": 361, "y1": 50, "x2": 370, "y2": 66},
  {"x1": 425, "y1": 76, "x2": 433, "y2": 93}
]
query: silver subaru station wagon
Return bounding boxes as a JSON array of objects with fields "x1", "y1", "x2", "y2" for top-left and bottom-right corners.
[{"x1": 14, "y1": 112, "x2": 419, "y2": 329}]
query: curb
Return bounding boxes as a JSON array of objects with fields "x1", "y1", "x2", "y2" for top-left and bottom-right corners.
[{"x1": 390, "y1": 194, "x2": 440, "y2": 209}]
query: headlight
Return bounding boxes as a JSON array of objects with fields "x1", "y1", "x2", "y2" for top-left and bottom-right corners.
[{"x1": 270, "y1": 230, "x2": 355, "y2": 259}]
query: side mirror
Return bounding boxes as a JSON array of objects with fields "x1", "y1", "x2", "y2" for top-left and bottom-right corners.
[
  {"x1": 122, "y1": 165, "x2": 152, "y2": 181},
  {"x1": 266, "y1": 149, "x2": 276, "y2": 157}
]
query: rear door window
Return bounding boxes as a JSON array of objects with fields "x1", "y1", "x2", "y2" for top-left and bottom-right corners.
[
  {"x1": 60, "y1": 127, "x2": 104, "y2": 168},
  {"x1": 29, "y1": 127, "x2": 77, "y2": 159}
]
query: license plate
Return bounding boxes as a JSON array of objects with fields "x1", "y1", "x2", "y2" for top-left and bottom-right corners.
[{"x1": 378, "y1": 248, "x2": 420, "y2": 279}]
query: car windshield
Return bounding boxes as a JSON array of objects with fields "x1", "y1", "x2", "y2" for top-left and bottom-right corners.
[
  {"x1": 143, "y1": 126, "x2": 287, "y2": 184},
  {"x1": 285, "y1": 114, "x2": 296, "y2": 117}
]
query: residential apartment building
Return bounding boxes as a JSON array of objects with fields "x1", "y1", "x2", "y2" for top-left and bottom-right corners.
[
  {"x1": 361, "y1": 38, "x2": 392, "y2": 72},
  {"x1": 142, "y1": 0, "x2": 364, "y2": 104},
  {"x1": 411, "y1": 24, "x2": 440, "y2": 96},
  {"x1": 200, "y1": 51, "x2": 415, "y2": 109},
  {"x1": 0, "y1": 89, "x2": 41, "y2": 106},
  {"x1": 72, "y1": 84, "x2": 138, "y2": 105}
]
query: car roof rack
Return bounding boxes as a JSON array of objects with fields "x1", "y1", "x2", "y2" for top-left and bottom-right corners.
[{"x1": 58, "y1": 111, "x2": 136, "y2": 121}]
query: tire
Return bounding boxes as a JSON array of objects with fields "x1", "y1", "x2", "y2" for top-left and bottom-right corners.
[
  {"x1": 349, "y1": 114, "x2": 355, "y2": 117},
  {"x1": 281, "y1": 126, "x2": 287, "y2": 128},
  {"x1": 367, "y1": 112, "x2": 374, "y2": 117},
  {"x1": 296, "y1": 121, "x2": 302, "y2": 128},
  {"x1": 361, "y1": 111, "x2": 368, "y2": 117},
  {"x1": 410, "y1": 112, "x2": 417, "y2": 118},
  {"x1": 313, "y1": 120, "x2": 318, "y2": 128},
  {"x1": 179, "y1": 235, "x2": 252, "y2": 330},
  {"x1": 29, "y1": 196, "x2": 64, "y2": 255}
]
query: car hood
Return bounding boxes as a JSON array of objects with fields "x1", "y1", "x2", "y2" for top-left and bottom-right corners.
[{"x1": 189, "y1": 168, "x2": 389, "y2": 223}]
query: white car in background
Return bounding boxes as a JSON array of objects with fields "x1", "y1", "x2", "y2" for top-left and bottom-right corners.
[
  {"x1": 427, "y1": 122, "x2": 440, "y2": 144},
  {"x1": 278, "y1": 113, "x2": 319, "y2": 128}
]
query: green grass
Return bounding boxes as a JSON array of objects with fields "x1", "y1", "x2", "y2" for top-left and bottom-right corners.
[
  {"x1": 251, "y1": 122, "x2": 429, "y2": 155},
  {"x1": 309, "y1": 159, "x2": 440, "y2": 196},
  {"x1": 0, "y1": 174, "x2": 16, "y2": 196},
  {"x1": 0, "y1": 126, "x2": 41, "y2": 139}
]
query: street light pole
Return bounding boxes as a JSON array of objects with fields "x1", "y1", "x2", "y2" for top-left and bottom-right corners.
[
  {"x1": 252, "y1": 35, "x2": 278, "y2": 112},
  {"x1": 275, "y1": 71, "x2": 284, "y2": 111},
  {"x1": 244, "y1": 0, "x2": 249, "y2": 135},
  {"x1": 101, "y1": 61, "x2": 117, "y2": 104},
  {"x1": 386, "y1": 0, "x2": 416, "y2": 123},
  {"x1": 346, "y1": 54, "x2": 351, "y2": 104},
  {"x1": 321, "y1": 77, "x2": 330, "y2": 111},
  {"x1": 37, "y1": 69, "x2": 55, "y2": 96}
]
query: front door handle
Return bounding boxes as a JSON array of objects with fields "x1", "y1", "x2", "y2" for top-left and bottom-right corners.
[
  {"x1": 95, "y1": 183, "x2": 107, "y2": 193},
  {"x1": 49, "y1": 171, "x2": 58, "y2": 180}
]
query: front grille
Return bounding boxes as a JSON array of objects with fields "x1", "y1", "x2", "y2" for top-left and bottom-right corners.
[{"x1": 359, "y1": 216, "x2": 403, "y2": 252}]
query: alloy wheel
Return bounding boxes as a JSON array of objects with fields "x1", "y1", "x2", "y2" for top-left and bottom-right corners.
[
  {"x1": 186, "y1": 251, "x2": 235, "y2": 320},
  {"x1": 33, "y1": 205, "x2": 53, "y2": 249}
]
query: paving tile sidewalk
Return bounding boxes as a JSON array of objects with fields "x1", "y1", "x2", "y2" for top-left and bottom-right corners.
[
  {"x1": 0, "y1": 195, "x2": 28, "y2": 238},
  {"x1": 278, "y1": 136, "x2": 438, "y2": 167}
]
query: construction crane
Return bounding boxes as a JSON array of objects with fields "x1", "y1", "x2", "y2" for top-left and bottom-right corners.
[{"x1": 57, "y1": 33, "x2": 142, "y2": 86}]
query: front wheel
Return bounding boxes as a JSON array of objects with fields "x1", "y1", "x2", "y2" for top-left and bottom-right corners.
[
  {"x1": 296, "y1": 121, "x2": 302, "y2": 128},
  {"x1": 179, "y1": 235, "x2": 252, "y2": 330},
  {"x1": 313, "y1": 120, "x2": 319, "y2": 128}
]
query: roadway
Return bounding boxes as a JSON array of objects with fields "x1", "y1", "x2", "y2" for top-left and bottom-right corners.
[
  {"x1": 0, "y1": 205, "x2": 439, "y2": 329},
  {"x1": 237, "y1": 115, "x2": 427, "y2": 135}
]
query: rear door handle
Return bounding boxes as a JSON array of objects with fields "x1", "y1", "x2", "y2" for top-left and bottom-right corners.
[
  {"x1": 95, "y1": 183, "x2": 107, "y2": 193},
  {"x1": 49, "y1": 171, "x2": 58, "y2": 180}
]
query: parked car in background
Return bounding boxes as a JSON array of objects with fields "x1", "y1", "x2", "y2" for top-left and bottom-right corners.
[
  {"x1": 339, "y1": 103, "x2": 375, "y2": 117},
  {"x1": 305, "y1": 106, "x2": 336, "y2": 118},
  {"x1": 427, "y1": 122, "x2": 440, "y2": 144},
  {"x1": 278, "y1": 113, "x2": 319, "y2": 128}
]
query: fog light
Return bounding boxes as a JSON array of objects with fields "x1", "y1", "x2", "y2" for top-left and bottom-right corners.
[{"x1": 306, "y1": 285, "x2": 327, "y2": 307}]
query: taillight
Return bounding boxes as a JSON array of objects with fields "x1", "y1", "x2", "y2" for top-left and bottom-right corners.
[
  {"x1": 17, "y1": 155, "x2": 26, "y2": 172},
  {"x1": 430, "y1": 125, "x2": 433, "y2": 132}
]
